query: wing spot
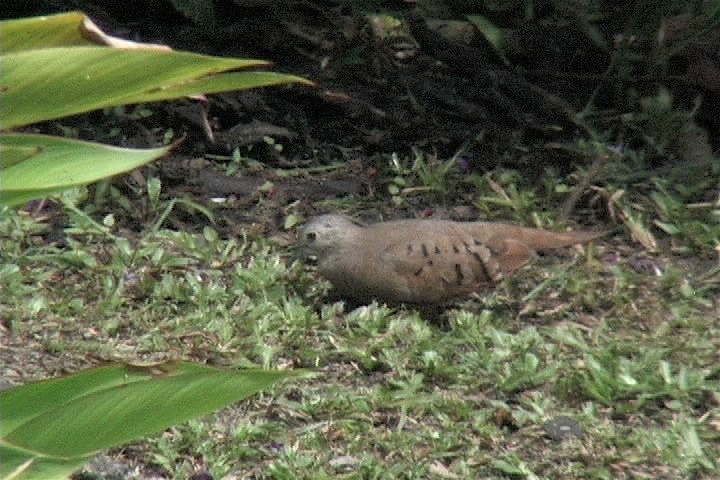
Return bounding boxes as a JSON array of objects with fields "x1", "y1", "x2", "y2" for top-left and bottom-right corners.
[
  {"x1": 434, "y1": 245, "x2": 441, "y2": 254},
  {"x1": 452, "y1": 244, "x2": 460, "y2": 253},
  {"x1": 472, "y1": 251, "x2": 493, "y2": 281},
  {"x1": 421, "y1": 244, "x2": 429, "y2": 257},
  {"x1": 454, "y1": 264, "x2": 464, "y2": 285}
]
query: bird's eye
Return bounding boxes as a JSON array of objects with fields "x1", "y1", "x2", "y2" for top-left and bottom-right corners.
[{"x1": 305, "y1": 232, "x2": 317, "y2": 242}]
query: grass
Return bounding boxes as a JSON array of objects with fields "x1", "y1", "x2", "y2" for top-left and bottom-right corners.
[{"x1": 1, "y1": 186, "x2": 718, "y2": 480}]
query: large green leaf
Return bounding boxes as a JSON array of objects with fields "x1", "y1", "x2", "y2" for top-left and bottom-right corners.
[
  {"x1": 0, "y1": 362, "x2": 297, "y2": 479},
  {"x1": 1, "y1": 437, "x2": 98, "y2": 480},
  {"x1": 0, "y1": 13, "x2": 311, "y2": 207},
  {"x1": 0, "y1": 46, "x2": 310, "y2": 129},
  {"x1": 0, "y1": 11, "x2": 95, "y2": 53},
  {"x1": 129, "y1": 70, "x2": 310, "y2": 103},
  {"x1": 0, "y1": 133, "x2": 172, "y2": 206}
]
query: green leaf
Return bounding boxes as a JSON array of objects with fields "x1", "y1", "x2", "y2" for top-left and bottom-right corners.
[
  {"x1": 0, "y1": 362, "x2": 298, "y2": 478},
  {"x1": 0, "y1": 133, "x2": 171, "y2": 207},
  {"x1": 0, "y1": 46, "x2": 310, "y2": 129},
  {"x1": 0, "y1": 11, "x2": 95, "y2": 53},
  {"x1": 0, "y1": 12, "x2": 311, "y2": 207},
  {"x1": 131, "y1": 71, "x2": 310, "y2": 104},
  {"x1": 0, "y1": 443, "x2": 86, "y2": 480},
  {"x1": 0, "y1": 144, "x2": 40, "y2": 168}
]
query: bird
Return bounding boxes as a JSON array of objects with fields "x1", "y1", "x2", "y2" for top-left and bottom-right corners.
[{"x1": 298, "y1": 214, "x2": 605, "y2": 305}]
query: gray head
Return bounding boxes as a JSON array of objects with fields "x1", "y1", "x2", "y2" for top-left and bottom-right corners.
[{"x1": 298, "y1": 214, "x2": 363, "y2": 257}]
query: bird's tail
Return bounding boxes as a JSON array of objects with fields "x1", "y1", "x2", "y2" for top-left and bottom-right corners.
[{"x1": 487, "y1": 224, "x2": 607, "y2": 250}]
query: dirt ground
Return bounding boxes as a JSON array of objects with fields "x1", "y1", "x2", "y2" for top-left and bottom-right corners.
[{"x1": 8, "y1": 0, "x2": 719, "y2": 237}]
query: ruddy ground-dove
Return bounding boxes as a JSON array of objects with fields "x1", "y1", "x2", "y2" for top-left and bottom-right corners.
[{"x1": 299, "y1": 214, "x2": 604, "y2": 304}]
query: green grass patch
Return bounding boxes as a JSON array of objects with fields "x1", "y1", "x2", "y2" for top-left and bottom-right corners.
[{"x1": 1, "y1": 204, "x2": 718, "y2": 479}]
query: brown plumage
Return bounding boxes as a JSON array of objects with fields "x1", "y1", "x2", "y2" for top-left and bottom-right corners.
[{"x1": 299, "y1": 214, "x2": 605, "y2": 305}]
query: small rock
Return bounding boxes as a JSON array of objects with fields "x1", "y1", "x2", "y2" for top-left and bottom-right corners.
[{"x1": 542, "y1": 416, "x2": 583, "y2": 440}]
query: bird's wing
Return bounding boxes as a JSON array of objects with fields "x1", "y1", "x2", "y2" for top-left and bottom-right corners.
[{"x1": 381, "y1": 230, "x2": 532, "y2": 303}]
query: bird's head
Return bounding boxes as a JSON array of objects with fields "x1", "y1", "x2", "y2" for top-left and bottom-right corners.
[{"x1": 298, "y1": 214, "x2": 362, "y2": 260}]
